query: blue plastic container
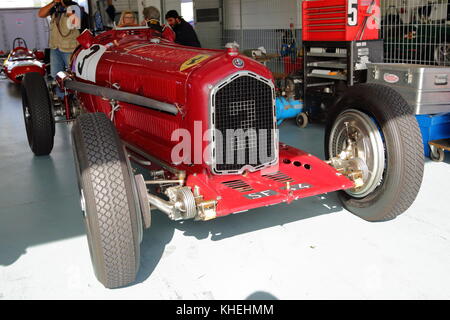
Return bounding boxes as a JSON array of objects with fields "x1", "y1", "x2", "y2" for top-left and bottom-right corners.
[
  {"x1": 416, "y1": 113, "x2": 450, "y2": 157},
  {"x1": 276, "y1": 97, "x2": 304, "y2": 126}
]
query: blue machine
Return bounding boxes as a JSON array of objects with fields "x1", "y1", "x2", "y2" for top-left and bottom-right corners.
[
  {"x1": 416, "y1": 113, "x2": 450, "y2": 159},
  {"x1": 275, "y1": 97, "x2": 308, "y2": 127}
]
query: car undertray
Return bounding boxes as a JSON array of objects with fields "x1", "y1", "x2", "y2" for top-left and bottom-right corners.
[{"x1": 186, "y1": 143, "x2": 355, "y2": 217}]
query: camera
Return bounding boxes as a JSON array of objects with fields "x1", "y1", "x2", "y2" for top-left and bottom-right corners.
[
  {"x1": 54, "y1": 2, "x2": 64, "y2": 14},
  {"x1": 54, "y1": 0, "x2": 71, "y2": 13}
]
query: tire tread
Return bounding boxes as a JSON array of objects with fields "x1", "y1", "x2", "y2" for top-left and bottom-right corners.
[
  {"x1": 364, "y1": 84, "x2": 424, "y2": 221},
  {"x1": 73, "y1": 113, "x2": 138, "y2": 288},
  {"x1": 22, "y1": 72, "x2": 54, "y2": 155}
]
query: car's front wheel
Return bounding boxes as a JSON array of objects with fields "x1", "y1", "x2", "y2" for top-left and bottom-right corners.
[
  {"x1": 72, "y1": 113, "x2": 141, "y2": 288},
  {"x1": 325, "y1": 84, "x2": 424, "y2": 222}
]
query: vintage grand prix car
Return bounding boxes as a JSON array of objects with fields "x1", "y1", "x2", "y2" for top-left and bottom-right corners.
[
  {"x1": 21, "y1": 27, "x2": 424, "y2": 288},
  {"x1": 3, "y1": 38, "x2": 46, "y2": 84}
]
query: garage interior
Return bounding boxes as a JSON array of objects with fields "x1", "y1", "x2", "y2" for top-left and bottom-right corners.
[{"x1": 0, "y1": 0, "x2": 450, "y2": 299}]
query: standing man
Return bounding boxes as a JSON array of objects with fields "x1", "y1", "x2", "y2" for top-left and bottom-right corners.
[
  {"x1": 38, "y1": 0, "x2": 80, "y2": 94},
  {"x1": 105, "y1": 0, "x2": 116, "y2": 25},
  {"x1": 165, "y1": 10, "x2": 201, "y2": 48}
]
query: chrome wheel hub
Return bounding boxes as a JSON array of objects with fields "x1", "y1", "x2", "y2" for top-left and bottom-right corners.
[{"x1": 328, "y1": 109, "x2": 385, "y2": 198}]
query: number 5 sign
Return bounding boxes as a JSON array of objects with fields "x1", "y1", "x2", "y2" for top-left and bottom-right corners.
[{"x1": 348, "y1": 0, "x2": 358, "y2": 26}]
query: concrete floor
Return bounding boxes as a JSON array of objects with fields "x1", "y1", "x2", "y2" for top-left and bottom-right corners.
[{"x1": 0, "y1": 79, "x2": 450, "y2": 300}]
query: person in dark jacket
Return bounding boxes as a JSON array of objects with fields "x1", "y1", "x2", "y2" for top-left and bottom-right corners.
[
  {"x1": 105, "y1": 0, "x2": 116, "y2": 23},
  {"x1": 165, "y1": 10, "x2": 201, "y2": 48}
]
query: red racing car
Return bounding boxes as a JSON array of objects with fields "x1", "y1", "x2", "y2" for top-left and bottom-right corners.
[
  {"x1": 21, "y1": 27, "x2": 424, "y2": 288},
  {"x1": 3, "y1": 38, "x2": 46, "y2": 84}
]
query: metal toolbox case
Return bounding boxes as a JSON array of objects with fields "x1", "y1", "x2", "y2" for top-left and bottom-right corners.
[{"x1": 366, "y1": 63, "x2": 450, "y2": 115}]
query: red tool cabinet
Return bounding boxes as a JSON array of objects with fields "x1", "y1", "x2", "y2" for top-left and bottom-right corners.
[{"x1": 302, "y1": 0, "x2": 381, "y2": 42}]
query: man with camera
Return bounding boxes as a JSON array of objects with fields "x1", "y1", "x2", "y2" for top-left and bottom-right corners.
[{"x1": 38, "y1": 0, "x2": 81, "y2": 94}]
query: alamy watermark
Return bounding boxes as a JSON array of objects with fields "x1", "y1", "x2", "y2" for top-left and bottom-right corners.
[{"x1": 171, "y1": 121, "x2": 278, "y2": 166}]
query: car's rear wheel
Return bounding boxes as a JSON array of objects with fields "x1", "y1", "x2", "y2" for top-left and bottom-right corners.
[
  {"x1": 72, "y1": 113, "x2": 141, "y2": 288},
  {"x1": 325, "y1": 84, "x2": 424, "y2": 222},
  {"x1": 21, "y1": 72, "x2": 54, "y2": 156}
]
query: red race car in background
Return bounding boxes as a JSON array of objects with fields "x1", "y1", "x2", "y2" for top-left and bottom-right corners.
[
  {"x1": 2, "y1": 38, "x2": 46, "y2": 84},
  {"x1": 20, "y1": 26, "x2": 424, "y2": 289}
]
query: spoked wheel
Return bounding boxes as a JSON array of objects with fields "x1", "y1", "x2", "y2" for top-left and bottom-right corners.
[
  {"x1": 325, "y1": 84, "x2": 424, "y2": 222},
  {"x1": 328, "y1": 109, "x2": 385, "y2": 199},
  {"x1": 72, "y1": 113, "x2": 142, "y2": 288},
  {"x1": 21, "y1": 72, "x2": 55, "y2": 156}
]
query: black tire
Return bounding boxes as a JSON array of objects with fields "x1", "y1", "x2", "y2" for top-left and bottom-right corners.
[
  {"x1": 296, "y1": 112, "x2": 308, "y2": 128},
  {"x1": 135, "y1": 174, "x2": 151, "y2": 229},
  {"x1": 325, "y1": 84, "x2": 424, "y2": 222},
  {"x1": 72, "y1": 113, "x2": 141, "y2": 288},
  {"x1": 21, "y1": 72, "x2": 54, "y2": 156}
]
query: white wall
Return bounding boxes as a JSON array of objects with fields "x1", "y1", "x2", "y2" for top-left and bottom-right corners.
[
  {"x1": 0, "y1": 8, "x2": 49, "y2": 51},
  {"x1": 224, "y1": 0, "x2": 302, "y2": 30},
  {"x1": 156, "y1": 0, "x2": 302, "y2": 30},
  {"x1": 193, "y1": 0, "x2": 221, "y2": 48},
  {"x1": 163, "y1": 0, "x2": 182, "y2": 17},
  {"x1": 112, "y1": 0, "x2": 139, "y2": 12},
  {"x1": 131, "y1": 0, "x2": 184, "y2": 24}
]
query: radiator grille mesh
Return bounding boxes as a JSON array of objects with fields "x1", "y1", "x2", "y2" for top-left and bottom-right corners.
[{"x1": 213, "y1": 75, "x2": 276, "y2": 174}]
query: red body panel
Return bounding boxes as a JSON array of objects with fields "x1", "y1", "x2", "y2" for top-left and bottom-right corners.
[
  {"x1": 70, "y1": 28, "x2": 354, "y2": 217},
  {"x1": 3, "y1": 47, "x2": 46, "y2": 84},
  {"x1": 73, "y1": 29, "x2": 273, "y2": 173},
  {"x1": 302, "y1": 0, "x2": 381, "y2": 42},
  {"x1": 186, "y1": 144, "x2": 354, "y2": 217}
]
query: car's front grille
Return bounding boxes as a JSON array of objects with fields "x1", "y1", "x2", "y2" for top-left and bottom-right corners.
[{"x1": 211, "y1": 72, "x2": 277, "y2": 174}]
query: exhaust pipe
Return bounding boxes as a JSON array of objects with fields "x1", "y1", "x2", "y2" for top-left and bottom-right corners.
[{"x1": 62, "y1": 78, "x2": 179, "y2": 115}]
